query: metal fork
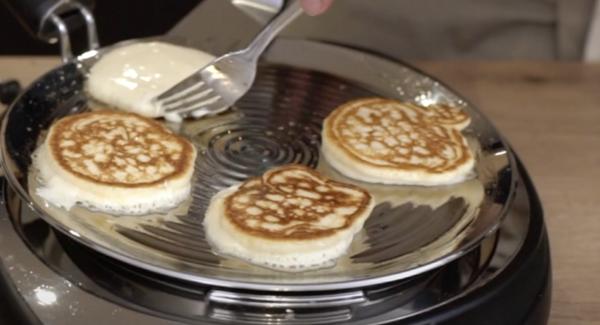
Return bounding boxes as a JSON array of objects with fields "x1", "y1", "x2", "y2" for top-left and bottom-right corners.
[{"x1": 154, "y1": 0, "x2": 303, "y2": 119}]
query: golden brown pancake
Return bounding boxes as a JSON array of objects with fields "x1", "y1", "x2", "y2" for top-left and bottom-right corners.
[
  {"x1": 321, "y1": 98, "x2": 475, "y2": 186},
  {"x1": 33, "y1": 110, "x2": 196, "y2": 214},
  {"x1": 203, "y1": 164, "x2": 374, "y2": 271}
]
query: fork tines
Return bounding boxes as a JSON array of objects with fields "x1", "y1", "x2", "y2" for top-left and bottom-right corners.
[{"x1": 156, "y1": 76, "x2": 226, "y2": 116}]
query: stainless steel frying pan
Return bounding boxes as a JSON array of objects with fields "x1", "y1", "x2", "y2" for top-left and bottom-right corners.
[{"x1": 0, "y1": 1, "x2": 516, "y2": 291}]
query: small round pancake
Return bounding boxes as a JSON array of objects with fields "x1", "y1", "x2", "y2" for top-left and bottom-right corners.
[
  {"x1": 87, "y1": 41, "x2": 215, "y2": 119},
  {"x1": 204, "y1": 164, "x2": 374, "y2": 272},
  {"x1": 321, "y1": 98, "x2": 475, "y2": 186},
  {"x1": 34, "y1": 110, "x2": 196, "y2": 214}
]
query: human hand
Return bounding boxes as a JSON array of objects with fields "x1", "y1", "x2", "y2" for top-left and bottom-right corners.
[{"x1": 300, "y1": 0, "x2": 334, "y2": 16}]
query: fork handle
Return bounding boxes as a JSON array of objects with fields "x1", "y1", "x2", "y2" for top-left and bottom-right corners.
[{"x1": 244, "y1": 0, "x2": 303, "y2": 60}]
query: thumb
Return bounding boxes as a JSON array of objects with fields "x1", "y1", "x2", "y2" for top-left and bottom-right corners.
[{"x1": 300, "y1": 0, "x2": 334, "y2": 16}]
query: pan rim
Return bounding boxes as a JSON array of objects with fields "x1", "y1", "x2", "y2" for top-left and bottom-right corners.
[{"x1": 0, "y1": 38, "x2": 517, "y2": 292}]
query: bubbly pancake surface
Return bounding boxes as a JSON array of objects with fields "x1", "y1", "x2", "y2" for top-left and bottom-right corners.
[
  {"x1": 204, "y1": 164, "x2": 374, "y2": 271},
  {"x1": 87, "y1": 41, "x2": 215, "y2": 119},
  {"x1": 322, "y1": 98, "x2": 475, "y2": 186},
  {"x1": 49, "y1": 110, "x2": 193, "y2": 185},
  {"x1": 34, "y1": 110, "x2": 196, "y2": 214}
]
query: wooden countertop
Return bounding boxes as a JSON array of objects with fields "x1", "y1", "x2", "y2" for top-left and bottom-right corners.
[{"x1": 1, "y1": 57, "x2": 599, "y2": 325}]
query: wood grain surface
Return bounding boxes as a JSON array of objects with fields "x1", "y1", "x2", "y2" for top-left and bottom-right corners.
[
  {"x1": 1, "y1": 57, "x2": 599, "y2": 324},
  {"x1": 418, "y1": 61, "x2": 600, "y2": 325}
]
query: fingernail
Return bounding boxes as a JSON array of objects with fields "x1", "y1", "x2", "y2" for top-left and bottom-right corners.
[{"x1": 301, "y1": 0, "x2": 325, "y2": 16}]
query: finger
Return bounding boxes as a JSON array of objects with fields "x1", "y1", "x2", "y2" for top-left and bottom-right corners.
[{"x1": 300, "y1": 0, "x2": 334, "y2": 16}]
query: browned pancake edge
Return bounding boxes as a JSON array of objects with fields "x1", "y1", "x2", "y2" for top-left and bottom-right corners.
[
  {"x1": 46, "y1": 110, "x2": 195, "y2": 188},
  {"x1": 223, "y1": 164, "x2": 372, "y2": 241},
  {"x1": 324, "y1": 97, "x2": 472, "y2": 174}
]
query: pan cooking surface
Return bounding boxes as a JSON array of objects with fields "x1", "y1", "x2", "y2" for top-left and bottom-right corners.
[{"x1": 0, "y1": 40, "x2": 514, "y2": 291}]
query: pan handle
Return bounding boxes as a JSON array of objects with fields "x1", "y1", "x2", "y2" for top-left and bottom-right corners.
[
  {"x1": 1, "y1": 0, "x2": 98, "y2": 62},
  {"x1": 0, "y1": 80, "x2": 21, "y2": 107},
  {"x1": 207, "y1": 288, "x2": 366, "y2": 309},
  {"x1": 0, "y1": 79, "x2": 21, "y2": 178}
]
